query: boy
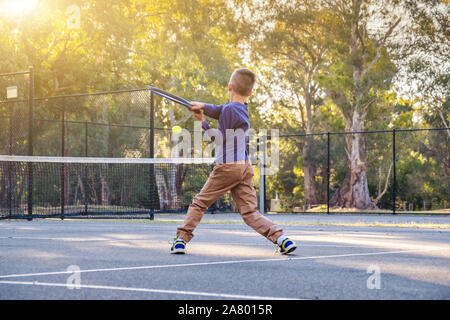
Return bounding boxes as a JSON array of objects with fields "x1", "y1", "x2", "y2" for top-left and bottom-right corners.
[{"x1": 170, "y1": 68, "x2": 296, "y2": 255}]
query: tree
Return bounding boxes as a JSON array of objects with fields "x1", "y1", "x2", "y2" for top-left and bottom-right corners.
[
  {"x1": 422, "y1": 98, "x2": 450, "y2": 207},
  {"x1": 392, "y1": 0, "x2": 449, "y2": 136},
  {"x1": 317, "y1": 0, "x2": 400, "y2": 209},
  {"x1": 234, "y1": 0, "x2": 329, "y2": 208}
]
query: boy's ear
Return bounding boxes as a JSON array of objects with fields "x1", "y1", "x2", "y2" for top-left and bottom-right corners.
[
  {"x1": 247, "y1": 91, "x2": 253, "y2": 97},
  {"x1": 228, "y1": 83, "x2": 233, "y2": 91}
]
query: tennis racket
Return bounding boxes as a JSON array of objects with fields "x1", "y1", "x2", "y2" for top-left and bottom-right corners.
[{"x1": 147, "y1": 86, "x2": 200, "y2": 114}]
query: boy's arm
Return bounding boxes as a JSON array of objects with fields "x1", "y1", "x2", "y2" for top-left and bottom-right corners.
[
  {"x1": 202, "y1": 120, "x2": 212, "y2": 131},
  {"x1": 201, "y1": 120, "x2": 220, "y2": 143},
  {"x1": 218, "y1": 105, "x2": 240, "y2": 131},
  {"x1": 203, "y1": 104, "x2": 223, "y2": 120},
  {"x1": 189, "y1": 104, "x2": 217, "y2": 140},
  {"x1": 201, "y1": 105, "x2": 234, "y2": 138},
  {"x1": 190, "y1": 101, "x2": 222, "y2": 120}
]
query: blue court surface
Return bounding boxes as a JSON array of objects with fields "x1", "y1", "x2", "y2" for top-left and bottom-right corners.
[{"x1": 0, "y1": 213, "x2": 449, "y2": 300}]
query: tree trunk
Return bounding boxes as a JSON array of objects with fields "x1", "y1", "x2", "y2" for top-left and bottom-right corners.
[
  {"x1": 64, "y1": 164, "x2": 71, "y2": 206},
  {"x1": 302, "y1": 92, "x2": 320, "y2": 209},
  {"x1": 331, "y1": 111, "x2": 377, "y2": 209},
  {"x1": 77, "y1": 173, "x2": 85, "y2": 206},
  {"x1": 100, "y1": 165, "x2": 110, "y2": 206},
  {"x1": 446, "y1": 136, "x2": 450, "y2": 207},
  {"x1": 302, "y1": 140, "x2": 320, "y2": 209},
  {"x1": 154, "y1": 164, "x2": 179, "y2": 211},
  {"x1": 447, "y1": 174, "x2": 450, "y2": 208},
  {"x1": 100, "y1": 174, "x2": 110, "y2": 206}
]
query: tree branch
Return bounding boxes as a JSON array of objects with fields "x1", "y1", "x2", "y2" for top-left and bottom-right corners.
[
  {"x1": 437, "y1": 108, "x2": 450, "y2": 139},
  {"x1": 361, "y1": 98, "x2": 377, "y2": 121},
  {"x1": 361, "y1": 18, "x2": 401, "y2": 80},
  {"x1": 294, "y1": 91, "x2": 307, "y2": 131},
  {"x1": 374, "y1": 161, "x2": 393, "y2": 204},
  {"x1": 271, "y1": 50, "x2": 307, "y2": 69}
]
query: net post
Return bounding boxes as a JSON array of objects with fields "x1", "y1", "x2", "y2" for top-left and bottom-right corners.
[
  {"x1": 327, "y1": 132, "x2": 330, "y2": 215},
  {"x1": 27, "y1": 66, "x2": 34, "y2": 221},
  {"x1": 392, "y1": 128, "x2": 397, "y2": 215}
]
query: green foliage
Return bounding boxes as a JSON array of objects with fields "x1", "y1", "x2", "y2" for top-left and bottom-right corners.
[{"x1": 0, "y1": 0, "x2": 237, "y2": 101}]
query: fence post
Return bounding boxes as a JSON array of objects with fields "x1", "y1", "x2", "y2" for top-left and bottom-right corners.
[
  {"x1": 150, "y1": 91, "x2": 155, "y2": 158},
  {"x1": 259, "y1": 133, "x2": 266, "y2": 214},
  {"x1": 83, "y1": 121, "x2": 88, "y2": 215},
  {"x1": 27, "y1": 66, "x2": 34, "y2": 220},
  {"x1": 9, "y1": 114, "x2": 12, "y2": 155},
  {"x1": 8, "y1": 116, "x2": 12, "y2": 217},
  {"x1": 264, "y1": 135, "x2": 269, "y2": 214},
  {"x1": 149, "y1": 90, "x2": 155, "y2": 220},
  {"x1": 60, "y1": 105, "x2": 65, "y2": 220},
  {"x1": 392, "y1": 128, "x2": 397, "y2": 214},
  {"x1": 327, "y1": 132, "x2": 330, "y2": 215}
]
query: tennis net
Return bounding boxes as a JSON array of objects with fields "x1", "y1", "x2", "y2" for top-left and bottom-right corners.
[{"x1": 0, "y1": 155, "x2": 232, "y2": 219}]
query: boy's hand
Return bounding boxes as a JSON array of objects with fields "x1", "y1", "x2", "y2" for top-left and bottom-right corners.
[{"x1": 190, "y1": 102, "x2": 205, "y2": 122}]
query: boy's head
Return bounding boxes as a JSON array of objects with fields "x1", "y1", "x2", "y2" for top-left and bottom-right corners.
[{"x1": 228, "y1": 68, "x2": 256, "y2": 98}]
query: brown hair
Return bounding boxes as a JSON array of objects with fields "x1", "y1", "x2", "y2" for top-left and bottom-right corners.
[{"x1": 230, "y1": 68, "x2": 256, "y2": 96}]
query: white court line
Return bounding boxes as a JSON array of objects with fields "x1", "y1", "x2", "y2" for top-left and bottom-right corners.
[
  {"x1": 0, "y1": 280, "x2": 300, "y2": 300},
  {"x1": 0, "y1": 247, "x2": 445, "y2": 279}
]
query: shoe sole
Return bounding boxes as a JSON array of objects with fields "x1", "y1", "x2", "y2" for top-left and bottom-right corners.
[
  {"x1": 170, "y1": 248, "x2": 186, "y2": 254},
  {"x1": 280, "y1": 245, "x2": 296, "y2": 255}
]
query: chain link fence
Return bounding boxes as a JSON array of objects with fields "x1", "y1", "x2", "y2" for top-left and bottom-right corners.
[
  {"x1": 0, "y1": 69, "x2": 31, "y2": 156},
  {"x1": 0, "y1": 72, "x2": 234, "y2": 218},
  {"x1": 265, "y1": 128, "x2": 450, "y2": 214},
  {"x1": 1, "y1": 69, "x2": 448, "y2": 217}
]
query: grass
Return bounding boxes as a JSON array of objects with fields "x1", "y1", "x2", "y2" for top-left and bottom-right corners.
[
  {"x1": 283, "y1": 205, "x2": 450, "y2": 215},
  {"x1": 291, "y1": 221, "x2": 450, "y2": 229}
]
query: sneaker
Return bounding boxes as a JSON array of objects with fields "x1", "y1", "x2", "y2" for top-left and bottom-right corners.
[
  {"x1": 278, "y1": 238, "x2": 296, "y2": 255},
  {"x1": 170, "y1": 238, "x2": 186, "y2": 254}
]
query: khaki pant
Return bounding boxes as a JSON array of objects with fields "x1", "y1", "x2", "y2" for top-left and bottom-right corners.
[{"x1": 176, "y1": 161, "x2": 283, "y2": 243}]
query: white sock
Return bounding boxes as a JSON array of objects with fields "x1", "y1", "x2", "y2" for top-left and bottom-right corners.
[{"x1": 277, "y1": 235, "x2": 288, "y2": 245}]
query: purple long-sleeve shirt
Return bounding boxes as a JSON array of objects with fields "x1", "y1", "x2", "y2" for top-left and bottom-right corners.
[{"x1": 201, "y1": 102, "x2": 250, "y2": 164}]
